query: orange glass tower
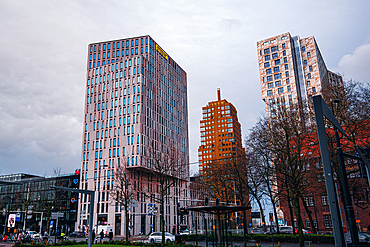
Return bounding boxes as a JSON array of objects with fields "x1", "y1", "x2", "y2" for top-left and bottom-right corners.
[{"x1": 198, "y1": 88, "x2": 245, "y2": 182}]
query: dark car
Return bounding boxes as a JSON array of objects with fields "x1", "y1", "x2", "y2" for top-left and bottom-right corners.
[
  {"x1": 69, "y1": 231, "x2": 85, "y2": 238},
  {"x1": 345, "y1": 232, "x2": 370, "y2": 243}
]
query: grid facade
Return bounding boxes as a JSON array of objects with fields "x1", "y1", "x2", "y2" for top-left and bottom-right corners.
[
  {"x1": 257, "y1": 32, "x2": 341, "y2": 118},
  {"x1": 198, "y1": 89, "x2": 244, "y2": 180},
  {"x1": 78, "y1": 35, "x2": 189, "y2": 235}
]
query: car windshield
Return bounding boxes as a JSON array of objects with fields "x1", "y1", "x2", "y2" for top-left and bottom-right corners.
[{"x1": 165, "y1": 232, "x2": 173, "y2": 236}]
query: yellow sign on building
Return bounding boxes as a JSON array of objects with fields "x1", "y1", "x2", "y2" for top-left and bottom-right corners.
[{"x1": 156, "y1": 44, "x2": 168, "y2": 60}]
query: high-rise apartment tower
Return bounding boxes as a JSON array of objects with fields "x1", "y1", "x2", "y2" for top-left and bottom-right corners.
[
  {"x1": 257, "y1": 32, "x2": 343, "y2": 118},
  {"x1": 78, "y1": 36, "x2": 189, "y2": 236}
]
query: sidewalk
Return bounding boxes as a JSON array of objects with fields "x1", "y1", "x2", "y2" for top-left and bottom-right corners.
[{"x1": 185, "y1": 240, "x2": 335, "y2": 247}]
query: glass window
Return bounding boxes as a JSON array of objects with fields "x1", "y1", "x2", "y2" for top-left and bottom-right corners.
[
  {"x1": 264, "y1": 48, "x2": 270, "y2": 54},
  {"x1": 312, "y1": 87, "x2": 316, "y2": 93},
  {"x1": 267, "y1": 82, "x2": 274, "y2": 89},
  {"x1": 275, "y1": 59, "x2": 280, "y2": 65},
  {"x1": 285, "y1": 71, "x2": 289, "y2": 77},
  {"x1": 264, "y1": 62, "x2": 270, "y2": 68},
  {"x1": 307, "y1": 52, "x2": 311, "y2": 58},
  {"x1": 275, "y1": 81, "x2": 281, "y2": 87},
  {"x1": 267, "y1": 90, "x2": 273, "y2": 96},
  {"x1": 271, "y1": 46, "x2": 278, "y2": 52},
  {"x1": 266, "y1": 75, "x2": 273, "y2": 82},
  {"x1": 304, "y1": 60, "x2": 307, "y2": 66},
  {"x1": 283, "y1": 57, "x2": 287, "y2": 63},
  {"x1": 286, "y1": 78, "x2": 290, "y2": 84},
  {"x1": 283, "y1": 50, "x2": 286, "y2": 56},
  {"x1": 272, "y1": 53, "x2": 278, "y2": 59},
  {"x1": 274, "y1": 73, "x2": 281, "y2": 80},
  {"x1": 265, "y1": 55, "x2": 270, "y2": 61},
  {"x1": 302, "y1": 46, "x2": 305, "y2": 52},
  {"x1": 278, "y1": 87, "x2": 284, "y2": 94},
  {"x1": 307, "y1": 81, "x2": 311, "y2": 87},
  {"x1": 287, "y1": 85, "x2": 291, "y2": 92},
  {"x1": 273, "y1": 67, "x2": 279, "y2": 73},
  {"x1": 282, "y1": 43, "x2": 286, "y2": 49},
  {"x1": 309, "y1": 65, "x2": 313, "y2": 71},
  {"x1": 307, "y1": 73, "x2": 311, "y2": 79},
  {"x1": 266, "y1": 68, "x2": 272, "y2": 75}
]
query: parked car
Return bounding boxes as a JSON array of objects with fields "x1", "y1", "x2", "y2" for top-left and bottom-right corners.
[
  {"x1": 279, "y1": 226, "x2": 293, "y2": 234},
  {"x1": 302, "y1": 229, "x2": 313, "y2": 234},
  {"x1": 251, "y1": 227, "x2": 264, "y2": 234},
  {"x1": 179, "y1": 230, "x2": 190, "y2": 235},
  {"x1": 149, "y1": 232, "x2": 175, "y2": 243},
  {"x1": 69, "y1": 231, "x2": 85, "y2": 238},
  {"x1": 345, "y1": 232, "x2": 370, "y2": 243},
  {"x1": 26, "y1": 231, "x2": 41, "y2": 239},
  {"x1": 190, "y1": 230, "x2": 205, "y2": 235}
]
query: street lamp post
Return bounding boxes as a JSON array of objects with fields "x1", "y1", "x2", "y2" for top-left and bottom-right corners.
[
  {"x1": 51, "y1": 187, "x2": 95, "y2": 247},
  {"x1": 331, "y1": 99, "x2": 359, "y2": 246}
]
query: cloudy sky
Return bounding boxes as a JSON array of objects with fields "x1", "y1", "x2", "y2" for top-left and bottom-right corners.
[{"x1": 0, "y1": 0, "x2": 369, "y2": 177}]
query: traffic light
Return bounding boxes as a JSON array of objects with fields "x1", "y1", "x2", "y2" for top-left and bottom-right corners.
[
  {"x1": 269, "y1": 213, "x2": 273, "y2": 222},
  {"x1": 179, "y1": 208, "x2": 189, "y2": 215},
  {"x1": 205, "y1": 197, "x2": 209, "y2": 206},
  {"x1": 216, "y1": 198, "x2": 220, "y2": 206}
]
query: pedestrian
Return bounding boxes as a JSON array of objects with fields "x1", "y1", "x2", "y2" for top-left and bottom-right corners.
[
  {"x1": 108, "y1": 229, "x2": 113, "y2": 241},
  {"x1": 100, "y1": 229, "x2": 104, "y2": 243}
]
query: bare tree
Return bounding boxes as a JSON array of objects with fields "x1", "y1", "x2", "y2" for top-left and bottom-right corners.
[
  {"x1": 142, "y1": 139, "x2": 185, "y2": 243},
  {"x1": 110, "y1": 158, "x2": 134, "y2": 241}
]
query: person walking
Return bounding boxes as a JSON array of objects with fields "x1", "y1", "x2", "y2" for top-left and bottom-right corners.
[
  {"x1": 108, "y1": 229, "x2": 113, "y2": 241},
  {"x1": 100, "y1": 229, "x2": 104, "y2": 243}
]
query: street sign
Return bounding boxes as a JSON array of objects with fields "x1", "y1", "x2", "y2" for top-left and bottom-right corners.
[
  {"x1": 131, "y1": 204, "x2": 138, "y2": 207},
  {"x1": 26, "y1": 215, "x2": 32, "y2": 219},
  {"x1": 51, "y1": 212, "x2": 64, "y2": 219}
]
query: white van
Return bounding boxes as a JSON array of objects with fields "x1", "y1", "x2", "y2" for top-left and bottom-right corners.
[
  {"x1": 96, "y1": 225, "x2": 113, "y2": 237},
  {"x1": 279, "y1": 226, "x2": 293, "y2": 234}
]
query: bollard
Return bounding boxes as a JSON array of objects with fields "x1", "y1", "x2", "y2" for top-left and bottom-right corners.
[
  {"x1": 193, "y1": 241, "x2": 195, "y2": 246},
  {"x1": 132, "y1": 239, "x2": 133, "y2": 245},
  {"x1": 31, "y1": 240, "x2": 33, "y2": 246},
  {"x1": 278, "y1": 241, "x2": 280, "y2": 246},
  {"x1": 309, "y1": 243, "x2": 311, "y2": 247}
]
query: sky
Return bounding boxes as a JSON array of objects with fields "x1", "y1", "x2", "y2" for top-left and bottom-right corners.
[{"x1": 0, "y1": 0, "x2": 369, "y2": 177}]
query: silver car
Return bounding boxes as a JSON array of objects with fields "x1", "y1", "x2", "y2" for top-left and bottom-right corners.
[{"x1": 148, "y1": 232, "x2": 175, "y2": 243}]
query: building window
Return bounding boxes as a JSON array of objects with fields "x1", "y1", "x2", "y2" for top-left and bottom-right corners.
[
  {"x1": 264, "y1": 48, "x2": 270, "y2": 54},
  {"x1": 284, "y1": 64, "x2": 288, "y2": 70},
  {"x1": 302, "y1": 46, "x2": 306, "y2": 52},
  {"x1": 309, "y1": 65, "x2": 313, "y2": 71},
  {"x1": 306, "y1": 220, "x2": 311, "y2": 229},
  {"x1": 287, "y1": 85, "x2": 291, "y2": 92},
  {"x1": 307, "y1": 73, "x2": 311, "y2": 79},
  {"x1": 275, "y1": 59, "x2": 280, "y2": 65},
  {"x1": 283, "y1": 57, "x2": 287, "y2": 63},
  {"x1": 286, "y1": 78, "x2": 290, "y2": 84},
  {"x1": 274, "y1": 73, "x2": 281, "y2": 80},
  {"x1": 273, "y1": 67, "x2": 280, "y2": 73},
  {"x1": 307, "y1": 81, "x2": 311, "y2": 87},
  {"x1": 272, "y1": 53, "x2": 278, "y2": 59},
  {"x1": 322, "y1": 195, "x2": 327, "y2": 205},
  {"x1": 267, "y1": 90, "x2": 273, "y2": 96},
  {"x1": 283, "y1": 50, "x2": 286, "y2": 56},
  {"x1": 268, "y1": 82, "x2": 274, "y2": 89},
  {"x1": 312, "y1": 87, "x2": 316, "y2": 93},
  {"x1": 264, "y1": 62, "x2": 270, "y2": 68},
  {"x1": 278, "y1": 87, "x2": 284, "y2": 94},
  {"x1": 267, "y1": 75, "x2": 273, "y2": 82},
  {"x1": 324, "y1": 215, "x2": 332, "y2": 228},
  {"x1": 275, "y1": 80, "x2": 281, "y2": 87},
  {"x1": 271, "y1": 46, "x2": 278, "y2": 52},
  {"x1": 282, "y1": 43, "x2": 286, "y2": 49},
  {"x1": 304, "y1": 60, "x2": 307, "y2": 66},
  {"x1": 266, "y1": 68, "x2": 272, "y2": 75},
  {"x1": 265, "y1": 55, "x2": 271, "y2": 61},
  {"x1": 307, "y1": 52, "x2": 311, "y2": 58}
]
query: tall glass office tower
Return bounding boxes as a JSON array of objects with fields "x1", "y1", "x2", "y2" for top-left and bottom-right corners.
[{"x1": 78, "y1": 36, "x2": 189, "y2": 236}]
